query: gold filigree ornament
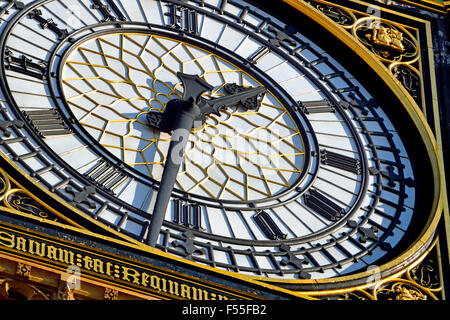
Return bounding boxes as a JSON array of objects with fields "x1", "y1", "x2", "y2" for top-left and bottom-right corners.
[
  {"x1": 4, "y1": 189, "x2": 52, "y2": 220},
  {"x1": 309, "y1": 0, "x2": 357, "y2": 29},
  {"x1": 0, "y1": 168, "x2": 10, "y2": 201},
  {"x1": 389, "y1": 63, "x2": 421, "y2": 101},
  {"x1": 352, "y1": 17, "x2": 419, "y2": 65},
  {"x1": 0, "y1": 168, "x2": 77, "y2": 226},
  {"x1": 373, "y1": 278, "x2": 437, "y2": 300}
]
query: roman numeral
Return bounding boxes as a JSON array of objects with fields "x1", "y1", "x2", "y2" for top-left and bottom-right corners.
[
  {"x1": 22, "y1": 109, "x2": 72, "y2": 138},
  {"x1": 304, "y1": 189, "x2": 345, "y2": 221},
  {"x1": 84, "y1": 159, "x2": 128, "y2": 194},
  {"x1": 320, "y1": 149, "x2": 361, "y2": 174},
  {"x1": 299, "y1": 100, "x2": 335, "y2": 114},
  {"x1": 173, "y1": 199, "x2": 203, "y2": 230},
  {"x1": 165, "y1": 4, "x2": 198, "y2": 35},
  {"x1": 92, "y1": 0, "x2": 126, "y2": 22},
  {"x1": 253, "y1": 210, "x2": 287, "y2": 240},
  {"x1": 27, "y1": 9, "x2": 68, "y2": 40},
  {"x1": 4, "y1": 50, "x2": 47, "y2": 80},
  {"x1": 0, "y1": 0, "x2": 25, "y2": 19}
]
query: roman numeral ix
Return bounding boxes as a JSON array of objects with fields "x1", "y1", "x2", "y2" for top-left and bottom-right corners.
[{"x1": 4, "y1": 50, "x2": 47, "y2": 80}]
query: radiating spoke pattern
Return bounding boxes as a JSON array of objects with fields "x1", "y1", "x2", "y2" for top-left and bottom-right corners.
[{"x1": 61, "y1": 33, "x2": 306, "y2": 201}]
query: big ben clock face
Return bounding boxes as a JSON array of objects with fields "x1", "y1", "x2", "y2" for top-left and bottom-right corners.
[{"x1": 0, "y1": 0, "x2": 434, "y2": 282}]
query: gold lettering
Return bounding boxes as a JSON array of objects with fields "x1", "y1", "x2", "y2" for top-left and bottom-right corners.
[
  {"x1": 15, "y1": 236, "x2": 27, "y2": 252},
  {"x1": 56, "y1": 248, "x2": 74, "y2": 265},
  {"x1": 91, "y1": 258, "x2": 104, "y2": 274},
  {"x1": 121, "y1": 266, "x2": 140, "y2": 285},
  {"x1": 105, "y1": 262, "x2": 113, "y2": 277},
  {"x1": 83, "y1": 256, "x2": 93, "y2": 270},
  {"x1": 210, "y1": 292, "x2": 216, "y2": 300},
  {"x1": 141, "y1": 272, "x2": 150, "y2": 287},
  {"x1": 0, "y1": 231, "x2": 15, "y2": 248},
  {"x1": 160, "y1": 278, "x2": 167, "y2": 293},
  {"x1": 46, "y1": 245, "x2": 58, "y2": 261},
  {"x1": 191, "y1": 287, "x2": 208, "y2": 300},
  {"x1": 28, "y1": 239, "x2": 46, "y2": 257},
  {"x1": 168, "y1": 280, "x2": 179, "y2": 296},
  {"x1": 150, "y1": 275, "x2": 161, "y2": 291},
  {"x1": 180, "y1": 284, "x2": 191, "y2": 299}
]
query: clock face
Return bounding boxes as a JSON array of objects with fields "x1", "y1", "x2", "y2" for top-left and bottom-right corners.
[
  {"x1": 59, "y1": 32, "x2": 308, "y2": 202},
  {"x1": 0, "y1": 0, "x2": 428, "y2": 281}
]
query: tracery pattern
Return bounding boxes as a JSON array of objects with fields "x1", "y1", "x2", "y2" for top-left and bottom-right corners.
[{"x1": 61, "y1": 33, "x2": 306, "y2": 201}]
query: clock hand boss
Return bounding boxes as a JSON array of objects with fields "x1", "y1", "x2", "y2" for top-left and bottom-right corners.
[{"x1": 146, "y1": 72, "x2": 266, "y2": 247}]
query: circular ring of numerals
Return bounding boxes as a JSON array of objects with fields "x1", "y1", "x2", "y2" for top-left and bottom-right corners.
[{"x1": 0, "y1": 0, "x2": 423, "y2": 280}]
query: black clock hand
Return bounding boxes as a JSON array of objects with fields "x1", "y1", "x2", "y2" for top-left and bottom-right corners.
[
  {"x1": 146, "y1": 73, "x2": 266, "y2": 247},
  {"x1": 147, "y1": 73, "x2": 267, "y2": 133},
  {"x1": 194, "y1": 84, "x2": 267, "y2": 125}
]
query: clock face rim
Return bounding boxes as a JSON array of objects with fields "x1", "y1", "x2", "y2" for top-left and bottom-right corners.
[{"x1": 0, "y1": 0, "x2": 442, "y2": 287}]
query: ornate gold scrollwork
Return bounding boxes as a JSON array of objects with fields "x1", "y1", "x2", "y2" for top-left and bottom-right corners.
[
  {"x1": 0, "y1": 168, "x2": 71, "y2": 225},
  {"x1": 308, "y1": 0, "x2": 357, "y2": 28},
  {"x1": 369, "y1": 25, "x2": 405, "y2": 53},
  {"x1": 374, "y1": 279, "x2": 433, "y2": 300},
  {"x1": 306, "y1": 0, "x2": 423, "y2": 106},
  {"x1": 4, "y1": 189, "x2": 57, "y2": 221},
  {"x1": 390, "y1": 63, "x2": 421, "y2": 101},
  {"x1": 336, "y1": 239, "x2": 444, "y2": 300},
  {"x1": 0, "y1": 169, "x2": 10, "y2": 202}
]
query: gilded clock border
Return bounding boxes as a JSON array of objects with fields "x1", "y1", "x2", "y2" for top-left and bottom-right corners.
[{"x1": 0, "y1": 0, "x2": 445, "y2": 298}]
